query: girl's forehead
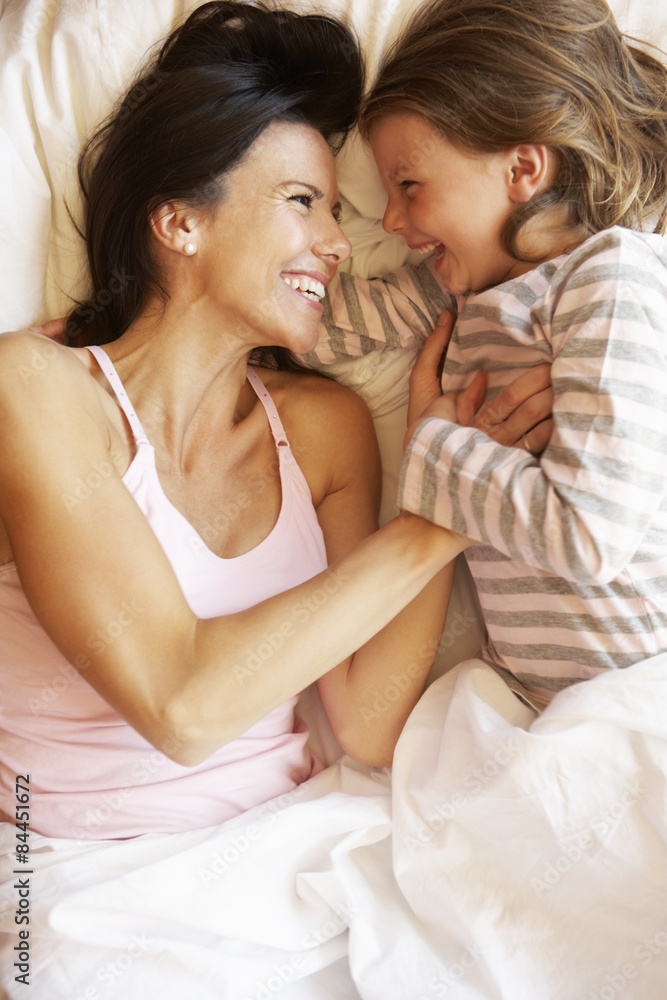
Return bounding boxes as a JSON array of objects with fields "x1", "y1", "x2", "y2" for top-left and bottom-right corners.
[
  {"x1": 371, "y1": 113, "x2": 444, "y2": 151},
  {"x1": 370, "y1": 113, "x2": 449, "y2": 173},
  {"x1": 370, "y1": 112, "x2": 435, "y2": 141}
]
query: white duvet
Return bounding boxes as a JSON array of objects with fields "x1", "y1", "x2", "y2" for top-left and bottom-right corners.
[
  {"x1": 2, "y1": 1, "x2": 667, "y2": 997},
  {"x1": 3, "y1": 656, "x2": 667, "y2": 999}
]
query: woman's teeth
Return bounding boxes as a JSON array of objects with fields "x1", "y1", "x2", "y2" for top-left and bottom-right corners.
[
  {"x1": 416, "y1": 242, "x2": 438, "y2": 255},
  {"x1": 282, "y1": 275, "x2": 326, "y2": 300}
]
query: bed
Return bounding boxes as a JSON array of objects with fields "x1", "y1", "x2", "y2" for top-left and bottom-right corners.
[{"x1": 2, "y1": 1, "x2": 667, "y2": 997}]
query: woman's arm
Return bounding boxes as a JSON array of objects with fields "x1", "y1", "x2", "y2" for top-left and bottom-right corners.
[{"x1": 0, "y1": 334, "x2": 469, "y2": 768}]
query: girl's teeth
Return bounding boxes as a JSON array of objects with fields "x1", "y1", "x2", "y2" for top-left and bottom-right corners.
[
  {"x1": 417, "y1": 242, "x2": 438, "y2": 255},
  {"x1": 282, "y1": 275, "x2": 326, "y2": 299}
]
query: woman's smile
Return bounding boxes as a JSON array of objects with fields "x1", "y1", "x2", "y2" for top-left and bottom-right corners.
[{"x1": 280, "y1": 270, "x2": 329, "y2": 311}]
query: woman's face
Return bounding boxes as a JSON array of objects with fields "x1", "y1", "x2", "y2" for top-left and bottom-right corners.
[
  {"x1": 194, "y1": 122, "x2": 350, "y2": 355},
  {"x1": 369, "y1": 113, "x2": 523, "y2": 296}
]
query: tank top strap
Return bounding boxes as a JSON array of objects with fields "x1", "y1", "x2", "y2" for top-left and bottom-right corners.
[
  {"x1": 87, "y1": 350, "x2": 289, "y2": 453},
  {"x1": 86, "y1": 346, "x2": 150, "y2": 447},
  {"x1": 246, "y1": 366, "x2": 290, "y2": 449}
]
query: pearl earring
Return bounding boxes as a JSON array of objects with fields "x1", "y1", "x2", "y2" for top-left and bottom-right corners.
[{"x1": 183, "y1": 242, "x2": 196, "y2": 256}]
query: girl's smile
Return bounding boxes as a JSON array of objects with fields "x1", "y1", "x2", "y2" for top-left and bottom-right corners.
[{"x1": 370, "y1": 113, "x2": 556, "y2": 295}]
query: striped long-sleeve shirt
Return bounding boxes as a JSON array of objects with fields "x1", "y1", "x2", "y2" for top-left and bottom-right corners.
[{"x1": 307, "y1": 227, "x2": 667, "y2": 709}]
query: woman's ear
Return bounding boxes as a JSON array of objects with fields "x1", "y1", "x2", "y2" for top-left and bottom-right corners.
[
  {"x1": 149, "y1": 201, "x2": 199, "y2": 256},
  {"x1": 507, "y1": 145, "x2": 554, "y2": 204}
]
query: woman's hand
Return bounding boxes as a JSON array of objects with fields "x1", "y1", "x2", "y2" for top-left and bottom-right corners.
[
  {"x1": 466, "y1": 363, "x2": 553, "y2": 454},
  {"x1": 406, "y1": 309, "x2": 553, "y2": 455}
]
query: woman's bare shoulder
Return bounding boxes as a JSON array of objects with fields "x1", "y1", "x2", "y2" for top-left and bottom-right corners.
[
  {"x1": 0, "y1": 335, "x2": 114, "y2": 563},
  {"x1": 0, "y1": 333, "x2": 115, "y2": 475},
  {"x1": 257, "y1": 366, "x2": 372, "y2": 428},
  {"x1": 0, "y1": 333, "x2": 98, "y2": 410},
  {"x1": 256, "y1": 367, "x2": 380, "y2": 506}
]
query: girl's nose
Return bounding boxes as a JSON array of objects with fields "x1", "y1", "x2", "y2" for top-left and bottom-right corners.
[{"x1": 382, "y1": 194, "x2": 406, "y2": 236}]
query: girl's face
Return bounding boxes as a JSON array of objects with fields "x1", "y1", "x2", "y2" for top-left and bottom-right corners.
[{"x1": 370, "y1": 113, "x2": 530, "y2": 296}]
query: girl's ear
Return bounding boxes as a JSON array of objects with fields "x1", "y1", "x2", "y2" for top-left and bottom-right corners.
[
  {"x1": 507, "y1": 145, "x2": 554, "y2": 204},
  {"x1": 149, "y1": 201, "x2": 199, "y2": 255}
]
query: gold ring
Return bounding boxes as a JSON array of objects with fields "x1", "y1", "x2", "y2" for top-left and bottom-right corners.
[{"x1": 523, "y1": 434, "x2": 533, "y2": 454}]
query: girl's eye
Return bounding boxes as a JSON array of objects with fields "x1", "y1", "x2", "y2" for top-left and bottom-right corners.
[
  {"x1": 290, "y1": 193, "x2": 314, "y2": 208},
  {"x1": 399, "y1": 179, "x2": 416, "y2": 192}
]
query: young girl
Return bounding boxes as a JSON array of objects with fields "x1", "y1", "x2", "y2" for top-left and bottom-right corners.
[{"x1": 310, "y1": 0, "x2": 667, "y2": 710}]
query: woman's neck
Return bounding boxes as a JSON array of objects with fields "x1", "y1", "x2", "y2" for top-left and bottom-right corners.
[{"x1": 98, "y1": 298, "x2": 258, "y2": 465}]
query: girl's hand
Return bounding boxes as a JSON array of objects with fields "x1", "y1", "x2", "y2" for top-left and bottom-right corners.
[
  {"x1": 407, "y1": 310, "x2": 460, "y2": 428},
  {"x1": 29, "y1": 318, "x2": 67, "y2": 343},
  {"x1": 406, "y1": 308, "x2": 554, "y2": 454}
]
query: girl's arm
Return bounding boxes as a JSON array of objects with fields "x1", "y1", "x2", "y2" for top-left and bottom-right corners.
[
  {"x1": 399, "y1": 230, "x2": 667, "y2": 584},
  {"x1": 305, "y1": 258, "x2": 554, "y2": 449},
  {"x1": 406, "y1": 311, "x2": 553, "y2": 454},
  {"x1": 291, "y1": 376, "x2": 457, "y2": 766},
  {"x1": 303, "y1": 257, "x2": 452, "y2": 363},
  {"x1": 0, "y1": 334, "x2": 469, "y2": 768}
]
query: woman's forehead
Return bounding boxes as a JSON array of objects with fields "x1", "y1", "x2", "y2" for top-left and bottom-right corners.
[{"x1": 238, "y1": 121, "x2": 337, "y2": 185}]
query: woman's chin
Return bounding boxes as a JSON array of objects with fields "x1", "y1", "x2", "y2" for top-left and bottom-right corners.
[
  {"x1": 257, "y1": 321, "x2": 322, "y2": 359},
  {"x1": 291, "y1": 326, "x2": 323, "y2": 357}
]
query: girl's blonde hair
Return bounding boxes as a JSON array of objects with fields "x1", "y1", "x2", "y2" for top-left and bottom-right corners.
[{"x1": 360, "y1": 0, "x2": 667, "y2": 259}]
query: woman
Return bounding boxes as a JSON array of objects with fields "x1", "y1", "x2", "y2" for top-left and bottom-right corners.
[
  {"x1": 0, "y1": 1, "x2": 546, "y2": 841},
  {"x1": 0, "y1": 1, "x2": 463, "y2": 840}
]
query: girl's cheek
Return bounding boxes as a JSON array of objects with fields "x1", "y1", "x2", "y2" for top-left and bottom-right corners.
[{"x1": 412, "y1": 203, "x2": 432, "y2": 234}]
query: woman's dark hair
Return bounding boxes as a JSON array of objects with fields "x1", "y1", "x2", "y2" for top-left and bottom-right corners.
[
  {"x1": 360, "y1": 0, "x2": 667, "y2": 262},
  {"x1": 66, "y1": 1, "x2": 364, "y2": 370}
]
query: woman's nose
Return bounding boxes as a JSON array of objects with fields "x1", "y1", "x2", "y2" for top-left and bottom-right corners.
[{"x1": 316, "y1": 217, "x2": 352, "y2": 266}]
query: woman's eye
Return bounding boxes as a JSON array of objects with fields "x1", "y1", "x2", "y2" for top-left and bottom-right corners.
[
  {"x1": 290, "y1": 193, "x2": 313, "y2": 208},
  {"x1": 399, "y1": 180, "x2": 416, "y2": 192}
]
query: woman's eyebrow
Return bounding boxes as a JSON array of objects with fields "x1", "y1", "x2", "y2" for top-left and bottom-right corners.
[
  {"x1": 283, "y1": 180, "x2": 341, "y2": 215},
  {"x1": 283, "y1": 180, "x2": 323, "y2": 195}
]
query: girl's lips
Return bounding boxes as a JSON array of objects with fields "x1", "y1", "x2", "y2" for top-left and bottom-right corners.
[
  {"x1": 434, "y1": 246, "x2": 452, "y2": 286},
  {"x1": 410, "y1": 241, "x2": 439, "y2": 255}
]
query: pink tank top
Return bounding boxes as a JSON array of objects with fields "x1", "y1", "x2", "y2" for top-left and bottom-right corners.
[{"x1": 0, "y1": 348, "x2": 328, "y2": 839}]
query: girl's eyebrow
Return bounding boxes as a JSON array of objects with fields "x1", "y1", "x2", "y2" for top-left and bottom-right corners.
[
  {"x1": 387, "y1": 165, "x2": 412, "y2": 184},
  {"x1": 282, "y1": 180, "x2": 341, "y2": 216}
]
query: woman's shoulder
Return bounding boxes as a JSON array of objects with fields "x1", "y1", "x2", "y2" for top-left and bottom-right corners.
[
  {"x1": 0, "y1": 333, "x2": 106, "y2": 434},
  {"x1": 0, "y1": 335, "x2": 114, "y2": 558},
  {"x1": 0, "y1": 331, "x2": 93, "y2": 390},
  {"x1": 254, "y1": 366, "x2": 378, "y2": 502},
  {"x1": 254, "y1": 365, "x2": 372, "y2": 428}
]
